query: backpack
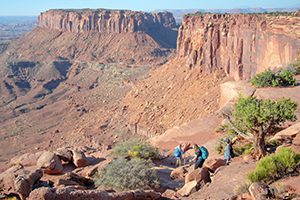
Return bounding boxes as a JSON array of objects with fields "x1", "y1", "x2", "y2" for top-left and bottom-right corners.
[
  {"x1": 174, "y1": 146, "x2": 182, "y2": 157},
  {"x1": 200, "y1": 146, "x2": 209, "y2": 159}
]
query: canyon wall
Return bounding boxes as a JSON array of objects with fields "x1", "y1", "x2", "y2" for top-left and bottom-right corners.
[
  {"x1": 177, "y1": 13, "x2": 300, "y2": 80},
  {"x1": 38, "y1": 9, "x2": 177, "y2": 34}
]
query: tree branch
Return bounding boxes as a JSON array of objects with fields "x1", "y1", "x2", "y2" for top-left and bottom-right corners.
[{"x1": 222, "y1": 112, "x2": 254, "y2": 142}]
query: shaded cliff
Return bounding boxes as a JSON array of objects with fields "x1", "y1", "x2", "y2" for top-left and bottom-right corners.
[
  {"x1": 177, "y1": 13, "x2": 300, "y2": 80},
  {"x1": 38, "y1": 9, "x2": 178, "y2": 48},
  {"x1": 38, "y1": 9, "x2": 176, "y2": 33}
]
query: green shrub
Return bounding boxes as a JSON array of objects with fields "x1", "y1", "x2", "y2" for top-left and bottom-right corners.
[
  {"x1": 251, "y1": 69, "x2": 296, "y2": 88},
  {"x1": 94, "y1": 158, "x2": 160, "y2": 191},
  {"x1": 234, "y1": 143, "x2": 253, "y2": 156},
  {"x1": 248, "y1": 148, "x2": 300, "y2": 183},
  {"x1": 110, "y1": 138, "x2": 160, "y2": 160}
]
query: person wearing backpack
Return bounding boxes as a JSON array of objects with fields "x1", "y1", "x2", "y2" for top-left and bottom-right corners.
[
  {"x1": 224, "y1": 138, "x2": 234, "y2": 165},
  {"x1": 174, "y1": 144, "x2": 185, "y2": 167},
  {"x1": 192, "y1": 144, "x2": 209, "y2": 169}
]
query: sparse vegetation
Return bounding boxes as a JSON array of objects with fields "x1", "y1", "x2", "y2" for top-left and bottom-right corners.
[
  {"x1": 235, "y1": 182, "x2": 251, "y2": 195},
  {"x1": 248, "y1": 148, "x2": 300, "y2": 183},
  {"x1": 234, "y1": 143, "x2": 253, "y2": 156},
  {"x1": 290, "y1": 57, "x2": 300, "y2": 75},
  {"x1": 233, "y1": 96, "x2": 297, "y2": 159},
  {"x1": 215, "y1": 138, "x2": 253, "y2": 156},
  {"x1": 94, "y1": 158, "x2": 160, "y2": 191},
  {"x1": 251, "y1": 69, "x2": 296, "y2": 88},
  {"x1": 110, "y1": 138, "x2": 161, "y2": 160}
]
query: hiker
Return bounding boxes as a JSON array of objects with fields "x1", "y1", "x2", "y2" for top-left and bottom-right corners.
[
  {"x1": 192, "y1": 144, "x2": 209, "y2": 169},
  {"x1": 174, "y1": 144, "x2": 185, "y2": 167},
  {"x1": 224, "y1": 138, "x2": 234, "y2": 165}
]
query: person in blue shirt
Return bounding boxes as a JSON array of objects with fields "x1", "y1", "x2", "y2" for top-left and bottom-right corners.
[
  {"x1": 224, "y1": 138, "x2": 234, "y2": 165},
  {"x1": 192, "y1": 144, "x2": 209, "y2": 169},
  {"x1": 174, "y1": 144, "x2": 185, "y2": 167}
]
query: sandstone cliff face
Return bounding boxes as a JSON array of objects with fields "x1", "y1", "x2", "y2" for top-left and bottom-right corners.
[
  {"x1": 38, "y1": 9, "x2": 177, "y2": 34},
  {"x1": 177, "y1": 14, "x2": 300, "y2": 80}
]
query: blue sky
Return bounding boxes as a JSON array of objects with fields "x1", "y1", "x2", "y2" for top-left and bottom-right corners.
[{"x1": 1, "y1": 0, "x2": 300, "y2": 16}]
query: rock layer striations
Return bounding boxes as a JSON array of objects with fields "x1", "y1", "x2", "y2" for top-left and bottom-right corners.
[
  {"x1": 38, "y1": 9, "x2": 177, "y2": 34},
  {"x1": 177, "y1": 13, "x2": 300, "y2": 80}
]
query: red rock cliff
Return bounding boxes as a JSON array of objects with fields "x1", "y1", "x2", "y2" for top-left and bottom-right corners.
[
  {"x1": 38, "y1": 9, "x2": 177, "y2": 33},
  {"x1": 177, "y1": 13, "x2": 300, "y2": 80}
]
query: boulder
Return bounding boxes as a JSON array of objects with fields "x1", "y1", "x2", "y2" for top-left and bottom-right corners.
[
  {"x1": 204, "y1": 158, "x2": 225, "y2": 173},
  {"x1": 219, "y1": 81, "x2": 255, "y2": 110},
  {"x1": 0, "y1": 165, "x2": 43, "y2": 200},
  {"x1": 72, "y1": 150, "x2": 89, "y2": 168},
  {"x1": 37, "y1": 151, "x2": 63, "y2": 175},
  {"x1": 132, "y1": 190, "x2": 161, "y2": 200},
  {"x1": 177, "y1": 180, "x2": 198, "y2": 197},
  {"x1": 170, "y1": 165, "x2": 188, "y2": 180},
  {"x1": 249, "y1": 182, "x2": 269, "y2": 200},
  {"x1": 293, "y1": 133, "x2": 300, "y2": 146},
  {"x1": 185, "y1": 167, "x2": 211, "y2": 184},
  {"x1": 28, "y1": 187, "x2": 160, "y2": 200},
  {"x1": 55, "y1": 148, "x2": 73, "y2": 163},
  {"x1": 74, "y1": 159, "x2": 109, "y2": 177},
  {"x1": 55, "y1": 172, "x2": 93, "y2": 188},
  {"x1": 14, "y1": 169, "x2": 43, "y2": 199},
  {"x1": 9, "y1": 152, "x2": 44, "y2": 167},
  {"x1": 162, "y1": 189, "x2": 177, "y2": 199},
  {"x1": 271, "y1": 122, "x2": 300, "y2": 141}
]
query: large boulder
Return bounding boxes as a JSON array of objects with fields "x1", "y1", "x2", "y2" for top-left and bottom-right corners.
[
  {"x1": 204, "y1": 158, "x2": 225, "y2": 173},
  {"x1": 9, "y1": 152, "x2": 44, "y2": 167},
  {"x1": 185, "y1": 167, "x2": 211, "y2": 184},
  {"x1": 177, "y1": 180, "x2": 198, "y2": 197},
  {"x1": 170, "y1": 165, "x2": 189, "y2": 180},
  {"x1": 55, "y1": 148, "x2": 73, "y2": 163},
  {"x1": 37, "y1": 151, "x2": 63, "y2": 175},
  {"x1": 72, "y1": 150, "x2": 89, "y2": 168},
  {"x1": 271, "y1": 122, "x2": 300, "y2": 142},
  {"x1": 176, "y1": 167, "x2": 211, "y2": 197},
  {"x1": 55, "y1": 172, "x2": 94, "y2": 188},
  {"x1": 0, "y1": 165, "x2": 43, "y2": 200},
  {"x1": 28, "y1": 187, "x2": 161, "y2": 200}
]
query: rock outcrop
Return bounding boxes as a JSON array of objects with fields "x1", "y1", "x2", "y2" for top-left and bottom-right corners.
[
  {"x1": 38, "y1": 9, "x2": 176, "y2": 34},
  {"x1": 37, "y1": 151, "x2": 64, "y2": 175},
  {"x1": 0, "y1": 165, "x2": 43, "y2": 200},
  {"x1": 28, "y1": 187, "x2": 161, "y2": 200},
  {"x1": 177, "y1": 13, "x2": 300, "y2": 80}
]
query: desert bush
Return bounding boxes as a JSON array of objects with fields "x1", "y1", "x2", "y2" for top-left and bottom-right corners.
[
  {"x1": 248, "y1": 148, "x2": 300, "y2": 183},
  {"x1": 110, "y1": 138, "x2": 160, "y2": 160},
  {"x1": 251, "y1": 69, "x2": 296, "y2": 87},
  {"x1": 94, "y1": 158, "x2": 160, "y2": 191},
  {"x1": 290, "y1": 57, "x2": 300, "y2": 75},
  {"x1": 235, "y1": 182, "x2": 251, "y2": 195},
  {"x1": 234, "y1": 143, "x2": 253, "y2": 156}
]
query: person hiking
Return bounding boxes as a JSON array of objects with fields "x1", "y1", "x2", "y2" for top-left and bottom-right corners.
[
  {"x1": 192, "y1": 144, "x2": 209, "y2": 169},
  {"x1": 174, "y1": 144, "x2": 185, "y2": 167},
  {"x1": 224, "y1": 138, "x2": 234, "y2": 165}
]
